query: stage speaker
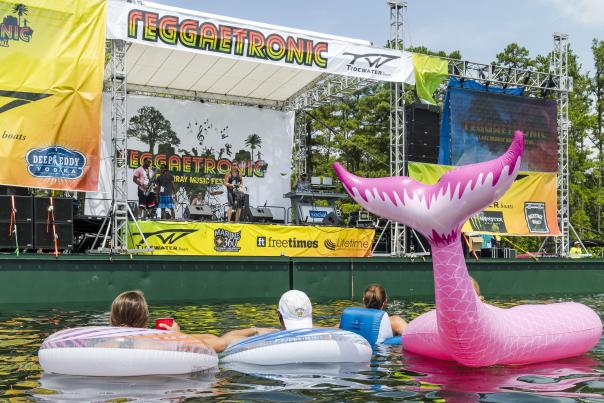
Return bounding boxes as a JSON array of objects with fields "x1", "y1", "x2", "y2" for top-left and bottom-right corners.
[
  {"x1": 246, "y1": 207, "x2": 273, "y2": 223},
  {"x1": 34, "y1": 197, "x2": 73, "y2": 222},
  {"x1": 322, "y1": 212, "x2": 340, "y2": 226},
  {"x1": 186, "y1": 204, "x2": 214, "y2": 220},
  {"x1": 407, "y1": 103, "x2": 440, "y2": 164},
  {"x1": 0, "y1": 195, "x2": 33, "y2": 222},
  {"x1": 34, "y1": 222, "x2": 74, "y2": 250},
  {"x1": 0, "y1": 221, "x2": 33, "y2": 249}
]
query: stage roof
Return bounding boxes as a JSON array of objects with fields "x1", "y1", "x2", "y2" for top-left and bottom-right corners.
[{"x1": 106, "y1": 0, "x2": 412, "y2": 106}]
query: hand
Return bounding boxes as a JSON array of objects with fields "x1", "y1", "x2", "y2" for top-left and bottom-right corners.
[
  {"x1": 159, "y1": 321, "x2": 181, "y2": 332},
  {"x1": 255, "y1": 327, "x2": 278, "y2": 335}
]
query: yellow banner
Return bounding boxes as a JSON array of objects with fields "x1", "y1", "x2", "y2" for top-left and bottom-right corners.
[
  {"x1": 128, "y1": 221, "x2": 376, "y2": 257},
  {"x1": 408, "y1": 162, "x2": 561, "y2": 236},
  {"x1": 0, "y1": 0, "x2": 105, "y2": 191}
]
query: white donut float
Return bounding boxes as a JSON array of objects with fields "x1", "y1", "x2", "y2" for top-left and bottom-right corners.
[
  {"x1": 39, "y1": 327, "x2": 218, "y2": 376},
  {"x1": 220, "y1": 328, "x2": 372, "y2": 365}
]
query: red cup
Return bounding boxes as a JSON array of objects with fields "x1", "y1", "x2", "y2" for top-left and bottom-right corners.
[{"x1": 155, "y1": 317, "x2": 174, "y2": 330}]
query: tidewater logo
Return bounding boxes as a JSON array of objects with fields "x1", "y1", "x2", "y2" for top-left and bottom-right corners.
[{"x1": 26, "y1": 146, "x2": 86, "y2": 179}]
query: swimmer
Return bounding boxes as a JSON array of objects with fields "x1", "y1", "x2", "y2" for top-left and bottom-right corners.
[
  {"x1": 362, "y1": 284, "x2": 407, "y2": 335},
  {"x1": 109, "y1": 290, "x2": 257, "y2": 352}
]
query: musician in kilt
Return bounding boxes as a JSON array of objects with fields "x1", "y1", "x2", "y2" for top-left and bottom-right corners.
[{"x1": 133, "y1": 158, "x2": 157, "y2": 218}]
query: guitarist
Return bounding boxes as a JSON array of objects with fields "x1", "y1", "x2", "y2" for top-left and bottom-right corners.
[{"x1": 133, "y1": 158, "x2": 157, "y2": 218}]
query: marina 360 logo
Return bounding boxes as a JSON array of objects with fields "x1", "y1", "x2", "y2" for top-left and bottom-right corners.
[
  {"x1": 26, "y1": 146, "x2": 87, "y2": 179},
  {"x1": 214, "y1": 228, "x2": 241, "y2": 252},
  {"x1": 1, "y1": 4, "x2": 33, "y2": 48}
]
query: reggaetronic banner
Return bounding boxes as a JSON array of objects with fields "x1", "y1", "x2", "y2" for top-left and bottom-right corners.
[
  {"x1": 0, "y1": 0, "x2": 105, "y2": 191},
  {"x1": 408, "y1": 162, "x2": 561, "y2": 236},
  {"x1": 128, "y1": 221, "x2": 375, "y2": 257},
  {"x1": 105, "y1": 0, "x2": 415, "y2": 83},
  {"x1": 86, "y1": 94, "x2": 294, "y2": 216}
]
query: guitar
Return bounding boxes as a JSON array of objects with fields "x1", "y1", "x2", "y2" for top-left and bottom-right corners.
[{"x1": 142, "y1": 167, "x2": 157, "y2": 196}]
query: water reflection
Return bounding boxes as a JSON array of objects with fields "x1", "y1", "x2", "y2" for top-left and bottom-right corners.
[{"x1": 0, "y1": 296, "x2": 603, "y2": 402}]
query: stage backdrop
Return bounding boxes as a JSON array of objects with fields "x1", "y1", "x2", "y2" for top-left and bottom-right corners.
[
  {"x1": 128, "y1": 221, "x2": 375, "y2": 257},
  {"x1": 0, "y1": 0, "x2": 105, "y2": 191},
  {"x1": 442, "y1": 86, "x2": 558, "y2": 172},
  {"x1": 408, "y1": 162, "x2": 561, "y2": 236},
  {"x1": 86, "y1": 94, "x2": 294, "y2": 216}
]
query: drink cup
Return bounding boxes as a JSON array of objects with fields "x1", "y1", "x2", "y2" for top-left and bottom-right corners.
[{"x1": 155, "y1": 317, "x2": 174, "y2": 330}]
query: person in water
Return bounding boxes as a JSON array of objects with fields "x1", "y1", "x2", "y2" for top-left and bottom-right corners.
[
  {"x1": 109, "y1": 290, "x2": 259, "y2": 352},
  {"x1": 362, "y1": 284, "x2": 407, "y2": 335}
]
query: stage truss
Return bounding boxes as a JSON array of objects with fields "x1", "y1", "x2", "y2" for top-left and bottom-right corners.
[{"x1": 106, "y1": 1, "x2": 572, "y2": 256}]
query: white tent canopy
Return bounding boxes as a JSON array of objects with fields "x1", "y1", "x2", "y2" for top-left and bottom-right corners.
[{"x1": 106, "y1": 0, "x2": 415, "y2": 105}]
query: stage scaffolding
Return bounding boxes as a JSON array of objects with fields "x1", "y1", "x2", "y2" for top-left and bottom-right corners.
[{"x1": 105, "y1": 1, "x2": 572, "y2": 256}]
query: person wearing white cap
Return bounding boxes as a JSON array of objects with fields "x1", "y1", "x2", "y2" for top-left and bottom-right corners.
[{"x1": 277, "y1": 290, "x2": 313, "y2": 330}]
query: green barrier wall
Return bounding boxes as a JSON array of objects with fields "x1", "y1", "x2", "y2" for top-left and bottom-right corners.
[
  {"x1": 0, "y1": 255, "x2": 602, "y2": 305},
  {"x1": 0, "y1": 255, "x2": 290, "y2": 305}
]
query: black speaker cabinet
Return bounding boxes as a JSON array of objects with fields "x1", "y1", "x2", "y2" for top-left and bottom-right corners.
[
  {"x1": 247, "y1": 207, "x2": 273, "y2": 223},
  {"x1": 0, "y1": 220, "x2": 33, "y2": 249},
  {"x1": 34, "y1": 222, "x2": 74, "y2": 249},
  {"x1": 34, "y1": 197, "x2": 73, "y2": 223},
  {"x1": 407, "y1": 103, "x2": 440, "y2": 164},
  {"x1": 186, "y1": 204, "x2": 214, "y2": 220},
  {"x1": 0, "y1": 195, "x2": 33, "y2": 222}
]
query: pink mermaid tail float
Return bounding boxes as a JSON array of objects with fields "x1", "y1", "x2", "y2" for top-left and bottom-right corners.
[{"x1": 333, "y1": 131, "x2": 602, "y2": 367}]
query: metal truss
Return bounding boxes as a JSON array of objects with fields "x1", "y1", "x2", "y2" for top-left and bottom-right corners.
[
  {"x1": 125, "y1": 84, "x2": 286, "y2": 110},
  {"x1": 286, "y1": 74, "x2": 374, "y2": 111},
  {"x1": 95, "y1": 39, "x2": 150, "y2": 254},
  {"x1": 446, "y1": 59, "x2": 572, "y2": 93},
  {"x1": 552, "y1": 33, "x2": 571, "y2": 256},
  {"x1": 388, "y1": 0, "x2": 407, "y2": 256}
]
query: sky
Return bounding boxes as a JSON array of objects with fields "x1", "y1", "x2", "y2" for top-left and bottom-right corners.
[{"x1": 152, "y1": 0, "x2": 604, "y2": 74}]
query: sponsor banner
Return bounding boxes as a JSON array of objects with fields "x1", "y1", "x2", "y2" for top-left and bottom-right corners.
[
  {"x1": 0, "y1": 0, "x2": 105, "y2": 191},
  {"x1": 105, "y1": 0, "x2": 414, "y2": 83},
  {"x1": 128, "y1": 221, "x2": 375, "y2": 257},
  {"x1": 448, "y1": 87, "x2": 558, "y2": 172},
  {"x1": 408, "y1": 162, "x2": 561, "y2": 236},
  {"x1": 86, "y1": 94, "x2": 294, "y2": 216}
]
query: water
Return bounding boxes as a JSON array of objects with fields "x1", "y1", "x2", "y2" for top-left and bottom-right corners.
[{"x1": 2, "y1": 295, "x2": 604, "y2": 402}]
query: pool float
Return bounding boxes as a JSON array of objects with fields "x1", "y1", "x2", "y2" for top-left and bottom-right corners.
[
  {"x1": 39, "y1": 326, "x2": 218, "y2": 376},
  {"x1": 333, "y1": 131, "x2": 602, "y2": 367},
  {"x1": 339, "y1": 307, "x2": 401, "y2": 345},
  {"x1": 220, "y1": 328, "x2": 372, "y2": 365}
]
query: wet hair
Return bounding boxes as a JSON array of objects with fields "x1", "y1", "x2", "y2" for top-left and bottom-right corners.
[
  {"x1": 109, "y1": 290, "x2": 149, "y2": 328},
  {"x1": 363, "y1": 283, "x2": 387, "y2": 310}
]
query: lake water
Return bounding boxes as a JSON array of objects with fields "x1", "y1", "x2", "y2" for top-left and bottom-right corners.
[{"x1": 2, "y1": 295, "x2": 604, "y2": 402}]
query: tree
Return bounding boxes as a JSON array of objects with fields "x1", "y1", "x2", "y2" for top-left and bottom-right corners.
[
  {"x1": 244, "y1": 133, "x2": 262, "y2": 160},
  {"x1": 592, "y1": 39, "x2": 604, "y2": 235},
  {"x1": 12, "y1": 3, "x2": 28, "y2": 26},
  {"x1": 494, "y1": 43, "x2": 533, "y2": 70},
  {"x1": 127, "y1": 106, "x2": 179, "y2": 154}
]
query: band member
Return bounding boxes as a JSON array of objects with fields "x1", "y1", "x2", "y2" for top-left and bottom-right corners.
[
  {"x1": 191, "y1": 191, "x2": 204, "y2": 206},
  {"x1": 224, "y1": 165, "x2": 243, "y2": 222},
  {"x1": 156, "y1": 164, "x2": 176, "y2": 220},
  {"x1": 133, "y1": 159, "x2": 156, "y2": 218},
  {"x1": 294, "y1": 173, "x2": 310, "y2": 192}
]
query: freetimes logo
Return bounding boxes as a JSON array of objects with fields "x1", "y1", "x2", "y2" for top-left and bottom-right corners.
[
  {"x1": 323, "y1": 238, "x2": 370, "y2": 251},
  {"x1": 342, "y1": 52, "x2": 400, "y2": 76},
  {"x1": 136, "y1": 228, "x2": 197, "y2": 251},
  {"x1": 214, "y1": 228, "x2": 241, "y2": 252},
  {"x1": 256, "y1": 236, "x2": 319, "y2": 249}
]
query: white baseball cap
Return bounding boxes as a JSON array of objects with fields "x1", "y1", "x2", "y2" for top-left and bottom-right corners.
[{"x1": 278, "y1": 290, "x2": 313, "y2": 330}]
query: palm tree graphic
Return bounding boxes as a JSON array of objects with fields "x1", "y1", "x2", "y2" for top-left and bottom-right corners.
[
  {"x1": 244, "y1": 133, "x2": 262, "y2": 161},
  {"x1": 12, "y1": 3, "x2": 28, "y2": 27}
]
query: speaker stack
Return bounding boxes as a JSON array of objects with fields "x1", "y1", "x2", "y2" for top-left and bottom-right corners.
[
  {"x1": 34, "y1": 197, "x2": 74, "y2": 250},
  {"x1": 406, "y1": 103, "x2": 441, "y2": 164},
  {"x1": 246, "y1": 206, "x2": 273, "y2": 223},
  {"x1": 0, "y1": 195, "x2": 33, "y2": 250}
]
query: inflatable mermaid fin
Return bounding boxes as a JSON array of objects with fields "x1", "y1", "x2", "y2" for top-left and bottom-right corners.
[{"x1": 333, "y1": 131, "x2": 524, "y2": 246}]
